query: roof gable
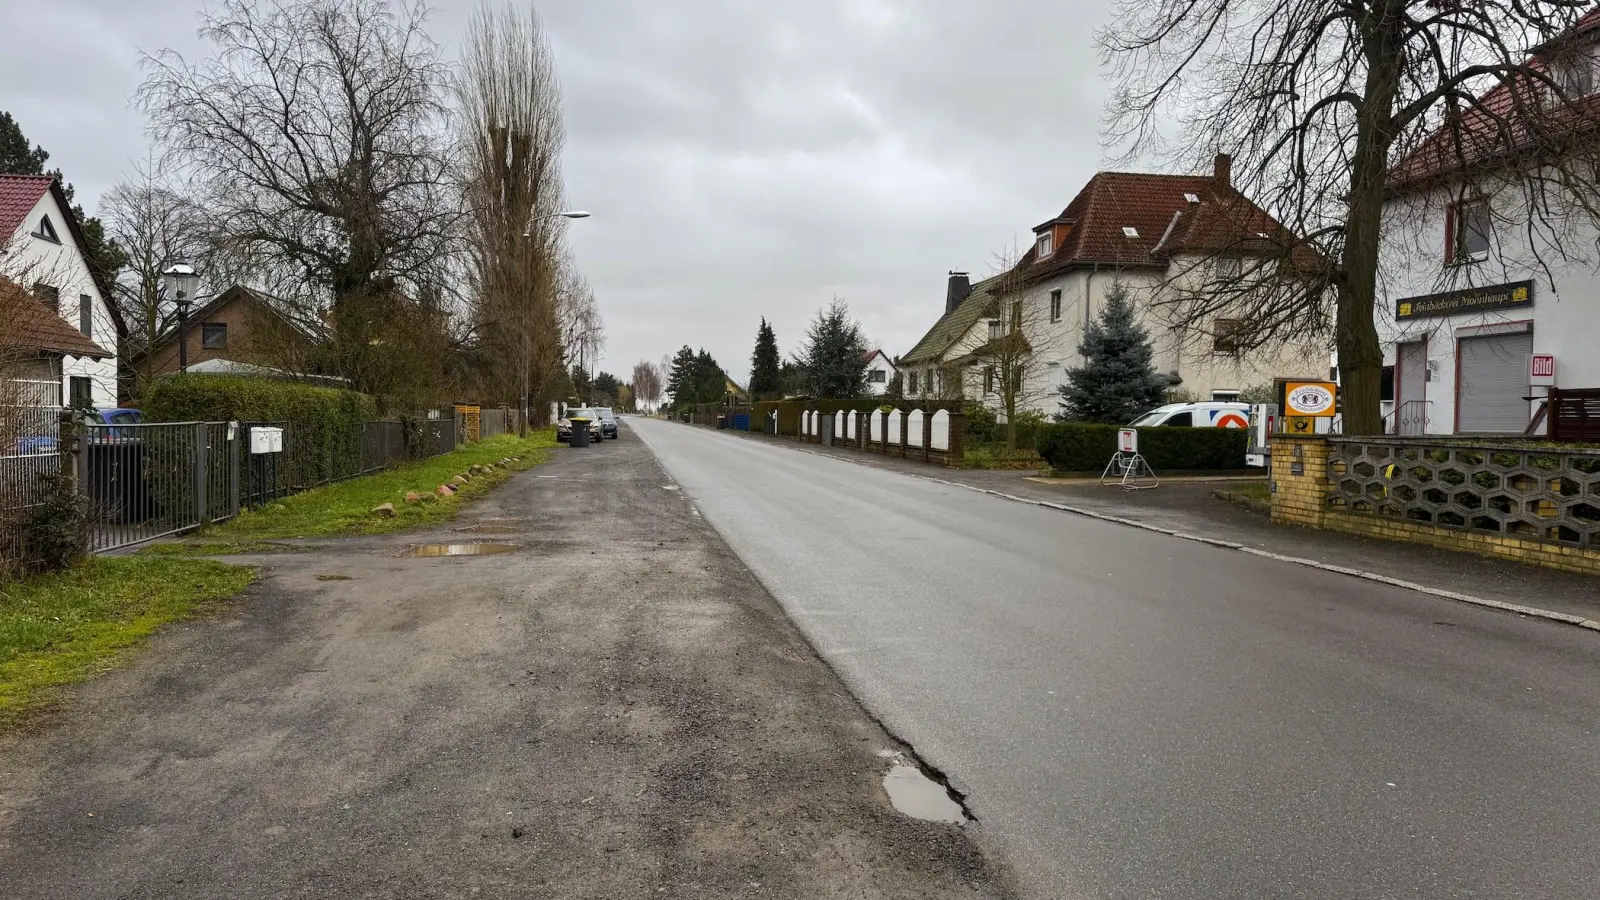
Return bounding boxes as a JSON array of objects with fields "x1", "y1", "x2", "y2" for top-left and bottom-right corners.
[
  {"x1": 0, "y1": 174, "x2": 125, "y2": 338},
  {"x1": 900, "y1": 275, "x2": 1001, "y2": 365},
  {"x1": 0, "y1": 276, "x2": 112, "y2": 359},
  {"x1": 0, "y1": 174, "x2": 52, "y2": 239}
]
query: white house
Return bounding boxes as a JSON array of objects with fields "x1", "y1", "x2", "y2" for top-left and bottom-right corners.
[
  {"x1": 901, "y1": 157, "x2": 1328, "y2": 415},
  {"x1": 862, "y1": 349, "x2": 897, "y2": 395},
  {"x1": 1375, "y1": 19, "x2": 1600, "y2": 436},
  {"x1": 0, "y1": 175, "x2": 122, "y2": 409}
]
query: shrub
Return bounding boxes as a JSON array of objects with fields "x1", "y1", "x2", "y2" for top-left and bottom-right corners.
[
  {"x1": 23, "y1": 473, "x2": 89, "y2": 573},
  {"x1": 143, "y1": 375, "x2": 378, "y2": 490},
  {"x1": 1036, "y1": 422, "x2": 1248, "y2": 472}
]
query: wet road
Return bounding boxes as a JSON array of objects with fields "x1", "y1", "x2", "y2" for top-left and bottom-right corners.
[{"x1": 631, "y1": 418, "x2": 1600, "y2": 900}]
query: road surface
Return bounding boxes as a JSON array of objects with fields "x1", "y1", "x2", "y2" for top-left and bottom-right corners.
[{"x1": 631, "y1": 418, "x2": 1600, "y2": 900}]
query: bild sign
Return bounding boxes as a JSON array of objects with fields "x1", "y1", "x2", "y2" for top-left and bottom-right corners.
[{"x1": 1395, "y1": 280, "x2": 1533, "y2": 320}]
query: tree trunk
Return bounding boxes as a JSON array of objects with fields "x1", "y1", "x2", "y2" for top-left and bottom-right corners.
[{"x1": 1339, "y1": 0, "x2": 1406, "y2": 437}]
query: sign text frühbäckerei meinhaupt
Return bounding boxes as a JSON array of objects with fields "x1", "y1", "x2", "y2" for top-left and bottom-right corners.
[{"x1": 1395, "y1": 280, "x2": 1533, "y2": 320}]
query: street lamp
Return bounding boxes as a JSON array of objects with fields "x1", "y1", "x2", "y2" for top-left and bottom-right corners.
[
  {"x1": 162, "y1": 262, "x2": 200, "y2": 373},
  {"x1": 522, "y1": 210, "x2": 590, "y2": 238}
]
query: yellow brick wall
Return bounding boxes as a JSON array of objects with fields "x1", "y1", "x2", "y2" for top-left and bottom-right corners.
[{"x1": 1269, "y1": 435, "x2": 1600, "y2": 576}]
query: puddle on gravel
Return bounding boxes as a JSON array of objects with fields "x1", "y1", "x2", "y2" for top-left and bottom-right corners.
[
  {"x1": 404, "y1": 543, "x2": 518, "y2": 558},
  {"x1": 883, "y1": 764, "x2": 967, "y2": 824}
]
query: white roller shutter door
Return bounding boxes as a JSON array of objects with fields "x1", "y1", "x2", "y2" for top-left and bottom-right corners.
[{"x1": 1456, "y1": 331, "x2": 1533, "y2": 433}]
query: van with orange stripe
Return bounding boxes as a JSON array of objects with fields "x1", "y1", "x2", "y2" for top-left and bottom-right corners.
[{"x1": 1127, "y1": 402, "x2": 1251, "y2": 430}]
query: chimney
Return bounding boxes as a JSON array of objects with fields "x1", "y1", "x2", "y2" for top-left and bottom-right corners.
[
  {"x1": 1213, "y1": 152, "x2": 1232, "y2": 189},
  {"x1": 945, "y1": 271, "x2": 972, "y2": 315}
]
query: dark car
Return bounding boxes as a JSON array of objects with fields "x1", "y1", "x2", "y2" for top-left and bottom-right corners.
[
  {"x1": 594, "y1": 407, "x2": 619, "y2": 439},
  {"x1": 557, "y1": 408, "x2": 604, "y2": 443}
]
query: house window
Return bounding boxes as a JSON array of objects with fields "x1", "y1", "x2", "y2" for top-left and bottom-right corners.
[
  {"x1": 34, "y1": 215, "x2": 59, "y2": 243},
  {"x1": 1553, "y1": 49, "x2": 1597, "y2": 101},
  {"x1": 983, "y1": 366, "x2": 996, "y2": 395},
  {"x1": 989, "y1": 319, "x2": 1002, "y2": 340},
  {"x1": 1010, "y1": 299, "x2": 1022, "y2": 329},
  {"x1": 868, "y1": 369, "x2": 886, "y2": 383},
  {"x1": 1212, "y1": 317, "x2": 1246, "y2": 353},
  {"x1": 1380, "y1": 365, "x2": 1395, "y2": 402},
  {"x1": 1450, "y1": 200, "x2": 1491, "y2": 261},
  {"x1": 1036, "y1": 232, "x2": 1054, "y2": 258},
  {"x1": 79, "y1": 294, "x2": 92, "y2": 335},
  {"x1": 1122, "y1": 226, "x2": 1139, "y2": 238},
  {"x1": 908, "y1": 371, "x2": 919, "y2": 394},
  {"x1": 69, "y1": 376, "x2": 91, "y2": 409},
  {"x1": 202, "y1": 323, "x2": 229, "y2": 349},
  {"x1": 1049, "y1": 289, "x2": 1062, "y2": 322},
  {"x1": 1213, "y1": 257, "x2": 1242, "y2": 280},
  {"x1": 34, "y1": 283, "x2": 58, "y2": 310}
]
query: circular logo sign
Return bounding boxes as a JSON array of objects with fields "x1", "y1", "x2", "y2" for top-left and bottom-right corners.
[{"x1": 1287, "y1": 384, "x2": 1335, "y2": 415}]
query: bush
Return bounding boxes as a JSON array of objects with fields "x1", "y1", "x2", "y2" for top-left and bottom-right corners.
[
  {"x1": 22, "y1": 473, "x2": 89, "y2": 573},
  {"x1": 1036, "y1": 422, "x2": 1248, "y2": 473},
  {"x1": 143, "y1": 375, "x2": 378, "y2": 490}
]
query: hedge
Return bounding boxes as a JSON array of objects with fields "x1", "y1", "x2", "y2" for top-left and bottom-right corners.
[
  {"x1": 142, "y1": 374, "x2": 378, "y2": 488},
  {"x1": 1035, "y1": 422, "x2": 1249, "y2": 472},
  {"x1": 752, "y1": 398, "x2": 962, "y2": 436}
]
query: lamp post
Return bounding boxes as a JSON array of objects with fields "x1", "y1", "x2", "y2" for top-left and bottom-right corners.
[
  {"x1": 162, "y1": 262, "x2": 200, "y2": 373},
  {"x1": 520, "y1": 210, "x2": 591, "y2": 434}
]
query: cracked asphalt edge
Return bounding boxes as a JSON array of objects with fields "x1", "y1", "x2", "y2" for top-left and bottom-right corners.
[{"x1": 690, "y1": 427, "x2": 1600, "y2": 635}]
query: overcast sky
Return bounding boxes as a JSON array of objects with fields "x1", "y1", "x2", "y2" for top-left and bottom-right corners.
[{"x1": 0, "y1": 0, "x2": 1169, "y2": 383}]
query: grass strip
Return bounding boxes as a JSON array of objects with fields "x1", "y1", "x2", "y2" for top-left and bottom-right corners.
[{"x1": 0, "y1": 557, "x2": 255, "y2": 722}]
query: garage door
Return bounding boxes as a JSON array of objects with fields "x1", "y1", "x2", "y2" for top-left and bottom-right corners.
[{"x1": 1457, "y1": 331, "x2": 1533, "y2": 433}]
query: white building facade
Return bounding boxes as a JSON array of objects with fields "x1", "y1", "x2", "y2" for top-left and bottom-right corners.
[
  {"x1": 0, "y1": 176, "x2": 121, "y2": 410},
  {"x1": 862, "y1": 349, "x2": 897, "y2": 395}
]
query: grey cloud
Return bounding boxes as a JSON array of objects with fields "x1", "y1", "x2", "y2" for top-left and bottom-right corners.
[{"x1": 3, "y1": 0, "x2": 1123, "y2": 382}]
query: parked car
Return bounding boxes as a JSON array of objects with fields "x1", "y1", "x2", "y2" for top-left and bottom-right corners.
[
  {"x1": 557, "y1": 408, "x2": 604, "y2": 443},
  {"x1": 594, "y1": 407, "x2": 619, "y2": 439},
  {"x1": 10, "y1": 407, "x2": 144, "y2": 454},
  {"x1": 1128, "y1": 402, "x2": 1251, "y2": 429}
]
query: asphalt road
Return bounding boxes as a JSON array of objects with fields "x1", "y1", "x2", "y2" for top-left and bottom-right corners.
[{"x1": 630, "y1": 417, "x2": 1600, "y2": 900}]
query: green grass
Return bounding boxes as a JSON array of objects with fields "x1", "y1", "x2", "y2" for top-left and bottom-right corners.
[
  {"x1": 959, "y1": 445, "x2": 1047, "y2": 470},
  {"x1": 184, "y1": 430, "x2": 558, "y2": 542},
  {"x1": 0, "y1": 557, "x2": 255, "y2": 722},
  {"x1": 1226, "y1": 481, "x2": 1271, "y2": 503}
]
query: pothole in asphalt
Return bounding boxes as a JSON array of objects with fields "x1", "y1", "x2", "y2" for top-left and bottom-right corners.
[
  {"x1": 404, "y1": 543, "x2": 518, "y2": 558},
  {"x1": 883, "y1": 764, "x2": 967, "y2": 824}
]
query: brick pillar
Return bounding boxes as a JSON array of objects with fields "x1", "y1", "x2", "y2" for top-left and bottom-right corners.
[
  {"x1": 1269, "y1": 435, "x2": 1331, "y2": 528},
  {"x1": 948, "y1": 412, "x2": 966, "y2": 467}
]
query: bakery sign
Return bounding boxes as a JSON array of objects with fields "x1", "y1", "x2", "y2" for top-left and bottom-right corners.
[{"x1": 1395, "y1": 280, "x2": 1533, "y2": 320}]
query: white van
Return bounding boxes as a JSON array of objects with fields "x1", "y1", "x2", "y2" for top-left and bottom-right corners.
[{"x1": 1128, "y1": 402, "x2": 1251, "y2": 429}]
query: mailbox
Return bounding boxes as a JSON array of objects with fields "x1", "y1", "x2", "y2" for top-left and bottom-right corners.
[{"x1": 250, "y1": 426, "x2": 284, "y2": 454}]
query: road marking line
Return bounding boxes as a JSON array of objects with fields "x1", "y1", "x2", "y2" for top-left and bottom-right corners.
[{"x1": 648, "y1": 421, "x2": 1600, "y2": 634}]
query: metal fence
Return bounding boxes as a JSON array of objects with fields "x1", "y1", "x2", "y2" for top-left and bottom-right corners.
[{"x1": 0, "y1": 406, "x2": 490, "y2": 556}]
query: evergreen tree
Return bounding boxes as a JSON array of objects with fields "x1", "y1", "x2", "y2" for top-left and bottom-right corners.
[
  {"x1": 0, "y1": 110, "x2": 127, "y2": 285},
  {"x1": 692, "y1": 349, "x2": 725, "y2": 404},
  {"x1": 778, "y1": 360, "x2": 806, "y2": 398},
  {"x1": 665, "y1": 345, "x2": 695, "y2": 407},
  {"x1": 1060, "y1": 284, "x2": 1166, "y2": 423},
  {"x1": 883, "y1": 370, "x2": 905, "y2": 400},
  {"x1": 796, "y1": 297, "x2": 869, "y2": 399},
  {"x1": 592, "y1": 371, "x2": 622, "y2": 406},
  {"x1": 748, "y1": 318, "x2": 781, "y2": 399}
]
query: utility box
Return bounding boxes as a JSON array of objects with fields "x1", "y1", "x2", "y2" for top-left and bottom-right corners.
[
  {"x1": 250, "y1": 426, "x2": 284, "y2": 454},
  {"x1": 1247, "y1": 404, "x2": 1278, "y2": 468}
]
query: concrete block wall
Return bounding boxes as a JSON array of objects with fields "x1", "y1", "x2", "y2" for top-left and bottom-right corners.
[{"x1": 1270, "y1": 435, "x2": 1600, "y2": 576}]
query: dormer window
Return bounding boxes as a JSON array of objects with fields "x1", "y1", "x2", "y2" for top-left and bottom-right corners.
[
  {"x1": 1183, "y1": 193, "x2": 1201, "y2": 204},
  {"x1": 1122, "y1": 226, "x2": 1139, "y2": 238},
  {"x1": 34, "y1": 215, "x2": 59, "y2": 243},
  {"x1": 1035, "y1": 231, "x2": 1053, "y2": 258}
]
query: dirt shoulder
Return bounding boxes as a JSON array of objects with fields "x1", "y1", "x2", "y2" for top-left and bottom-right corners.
[{"x1": 0, "y1": 424, "x2": 1012, "y2": 900}]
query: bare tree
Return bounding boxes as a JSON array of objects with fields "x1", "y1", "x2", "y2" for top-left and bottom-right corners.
[
  {"x1": 458, "y1": 1, "x2": 568, "y2": 433},
  {"x1": 138, "y1": 0, "x2": 460, "y2": 398},
  {"x1": 100, "y1": 160, "x2": 202, "y2": 398},
  {"x1": 968, "y1": 247, "x2": 1067, "y2": 449},
  {"x1": 1102, "y1": 0, "x2": 1600, "y2": 434},
  {"x1": 631, "y1": 360, "x2": 663, "y2": 413}
]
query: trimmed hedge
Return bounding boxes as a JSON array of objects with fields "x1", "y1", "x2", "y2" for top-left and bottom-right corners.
[
  {"x1": 1036, "y1": 422, "x2": 1248, "y2": 472},
  {"x1": 142, "y1": 374, "x2": 378, "y2": 488}
]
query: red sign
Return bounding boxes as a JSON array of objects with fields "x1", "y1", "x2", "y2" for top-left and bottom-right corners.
[
  {"x1": 1118, "y1": 428, "x2": 1138, "y2": 453},
  {"x1": 1529, "y1": 352, "x2": 1555, "y2": 384}
]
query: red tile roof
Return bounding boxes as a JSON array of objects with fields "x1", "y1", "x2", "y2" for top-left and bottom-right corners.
[
  {"x1": 1389, "y1": 8, "x2": 1600, "y2": 191},
  {"x1": 0, "y1": 174, "x2": 53, "y2": 239},
  {"x1": 0, "y1": 277, "x2": 112, "y2": 359},
  {"x1": 1013, "y1": 164, "x2": 1309, "y2": 281}
]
